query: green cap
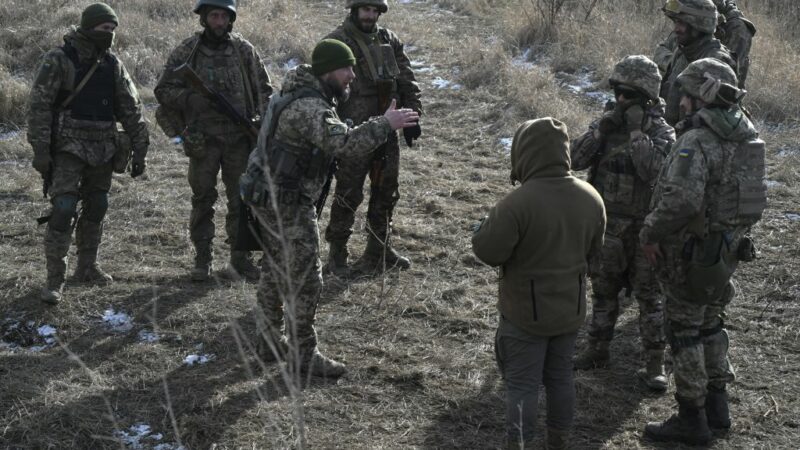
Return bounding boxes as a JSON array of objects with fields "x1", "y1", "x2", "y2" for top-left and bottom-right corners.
[
  {"x1": 80, "y1": 3, "x2": 119, "y2": 30},
  {"x1": 311, "y1": 39, "x2": 356, "y2": 76}
]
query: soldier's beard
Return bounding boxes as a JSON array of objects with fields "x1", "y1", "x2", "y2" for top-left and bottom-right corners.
[
  {"x1": 358, "y1": 19, "x2": 378, "y2": 33},
  {"x1": 325, "y1": 78, "x2": 351, "y2": 103}
]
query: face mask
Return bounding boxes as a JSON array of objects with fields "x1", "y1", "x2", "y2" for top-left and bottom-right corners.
[{"x1": 82, "y1": 29, "x2": 115, "y2": 51}]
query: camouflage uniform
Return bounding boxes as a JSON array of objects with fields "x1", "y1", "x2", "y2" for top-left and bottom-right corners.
[
  {"x1": 154, "y1": 23, "x2": 272, "y2": 280},
  {"x1": 571, "y1": 56, "x2": 675, "y2": 390},
  {"x1": 642, "y1": 58, "x2": 765, "y2": 444},
  {"x1": 28, "y1": 27, "x2": 149, "y2": 303},
  {"x1": 658, "y1": 0, "x2": 737, "y2": 125},
  {"x1": 323, "y1": 8, "x2": 422, "y2": 271},
  {"x1": 240, "y1": 64, "x2": 392, "y2": 374}
]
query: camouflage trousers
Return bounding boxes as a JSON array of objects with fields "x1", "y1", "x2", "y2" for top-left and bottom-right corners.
[
  {"x1": 587, "y1": 218, "x2": 665, "y2": 350},
  {"x1": 45, "y1": 152, "x2": 114, "y2": 279},
  {"x1": 187, "y1": 130, "x2": 250, "y2": 249},
  {"x1": 325, "y1": 133, "x2": 400, "y2": 243},
  {"x1": 252, "y1": 200, "x2": 322, "y2": 352},
  {"x1": 662, "y1": 280, "x2": 737, "y2": 405}
]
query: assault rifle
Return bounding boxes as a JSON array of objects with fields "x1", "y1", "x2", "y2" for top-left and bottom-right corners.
[
  {"x1": 173, "y1": 63, "x2": 259, "y2": 140},
  {"x1": 315, "y1": 159, "x2": 338, "y2": 219},
  {"x1": 368, "y1": 79, "x2": 396, "y2": 192}
]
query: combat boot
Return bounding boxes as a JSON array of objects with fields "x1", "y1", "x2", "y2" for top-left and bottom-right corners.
[
  {"x1": 356, "y1": 235, "x2": 411, "y2": 273},
  {"x1": 574, "y1": 338, "x2": 610, "y2": 370},
  {"x1": 323, "y1": 240, "x2": 350, "y2": 277},
  {"x1": 637, "y1": 349, "x2": 668, "y2": 392},
  {"x1": 545, "y1": 427, "x2": 570, "y2": 450},
  {"x1": 191, "y1": 240, "x2": 212, "y2": 282},
  {"x1": 256, "y1": 334, "x2": 289, "y2": 363},
  {"x1": 41, "y1": 273, "x2": 65, "y2": 305},
  {"x1": 706, "y1": 386, "x2": 731, "y2": 429},
  {"x1": 225, "y1": 250, "x2": 260, "y2": 282},
  {"x1": 298, "y1": 348, "x2": 347, "y2": 378},
  {"x1": 644, "y1": 396, "x2": 712, "y2": 445},
  {"x1": 42, "y1": 228, "x2": 70, "y2": 305},
  {"x1": 73, "y1": 219, "x2": 112, "y2": 284}
]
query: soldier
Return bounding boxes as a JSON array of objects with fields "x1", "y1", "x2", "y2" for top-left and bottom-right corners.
[
  {"x1": 641, "y1": 58, "x2": 765, "y2": 445},
  {"x1": 571, "y1": 56, "x2": 676, "y2": 392},
  {"x1": 656, "y1": 0, "x2": 736, "y2": 125},
  {"x1": 154, "y1": 0, "x2": 272, "y2": 282},
  {"x1": 239, "y1": 40, "x2": 419, "y2": 376},
  {"x1": 322, "y1": 0, "x2": 423, "y2": 275},
  {"x1": 655, "y1": 0, "x2": 755, "y2": 89},
  {"x1": 28, "y1": 3, "x2": 149, "y2": 304}
]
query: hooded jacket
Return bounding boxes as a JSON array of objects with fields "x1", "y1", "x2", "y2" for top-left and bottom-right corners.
[{"x1": 472, "y1": 118, "x2": 606, "y2": 337}]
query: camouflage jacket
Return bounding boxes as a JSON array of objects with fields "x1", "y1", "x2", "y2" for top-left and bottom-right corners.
[
  {"x1": 326, "y1": 17, "x2": 422, "y2": 125},
  {"x1": 660, "y1": 35, "x2": 735, "y2": 125},
  {"x1": 571, "y1": 102, "x2": 675, "y2": 219},
  {"x1": 27, "y1": 28, "x2": 148, "y2": 165},
  {"x1": 640, "y1": 106, "x2": 761, "y2": 246},
  {"x1": 244, "y1": 65, "x2": 392, "y2": 205},
  {"x1": 154, "y1": 31, "x2": 272, "y2": 135}
]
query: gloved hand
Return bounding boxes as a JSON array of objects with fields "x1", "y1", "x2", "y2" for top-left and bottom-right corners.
[
  {"x1": 598, "y1": 109, "x2": 624, "y2": 135},
  {"x1": 624, "y1": 104, "x2": 646, "y2": 133},
  {"x1": 403, "y1": 123, "x2": 421, "y2": 147},
  {"x1": 32, "y1": 147, "x2": 52, "y2": 175},
  {"x1": 130, "y1": 152, "x2": 146, "y2": 178}
]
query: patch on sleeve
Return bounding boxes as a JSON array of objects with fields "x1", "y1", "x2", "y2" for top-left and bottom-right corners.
[
  {"x1": 325, "y1": 117, "x2": 347, "y2": 136},
  {"x1": 675, "y1": 148, "x2": 695, "y2": 177}
]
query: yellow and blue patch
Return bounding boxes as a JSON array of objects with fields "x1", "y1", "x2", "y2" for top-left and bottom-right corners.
[{"x1": 678, "y1": 148, "x2": 693, "y2": 158}]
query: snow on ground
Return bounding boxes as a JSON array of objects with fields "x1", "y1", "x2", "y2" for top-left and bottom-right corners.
[
  {"x1": 786, "y1": 213, "x2": 800, "y2": 222},
  {"x1": 556, "y1": 69, "x2": 613, "y2": 105},
  {"x1": 0, "y1": 130, "x2": 21, "y2": 141},
  {"x1": 114, "y1": 423, "x2": 185, "y2": 450},
  {"x1": 0, "y1": 319, "x2": 58, "y2": 352},
  {"x1": 499, "y1": 138, "x2": 513, "y2": 154},
  {"x1": 183, "y1": 354, "x2": 214, "y2": 366},
  {"x1": 102, "y1": 308, "x2": 134, "y2": 333},
  {"x1": 431, "y1": 77, "x2": 462, "y2": 90},
  {"x1": 282, "y1": 58, "x2": 300, "y2": 71},
  {"x1": 137, "y1": 329, "x2": 160, "y2": 343}
]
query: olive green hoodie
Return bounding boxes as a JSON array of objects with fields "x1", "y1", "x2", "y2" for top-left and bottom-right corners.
[{"x1": 472, "y1": 118, "x2": 606, "y2": 337}]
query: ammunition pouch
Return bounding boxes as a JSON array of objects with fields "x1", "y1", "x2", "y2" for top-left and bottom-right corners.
[
  {"x1": 112, "y1": 127, "x2": 132, "y2": 174},
  {"x1": 685, "y1": 232, "x2": 735, "y2": 305}
]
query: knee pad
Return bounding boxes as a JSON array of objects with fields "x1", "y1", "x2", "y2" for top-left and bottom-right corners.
[
  {"x1": 82, "y1": 191, "x2": 109, "y2": 223},
  {"x1": 49, "y1": 194, "x2": 79, "y2": 231}
]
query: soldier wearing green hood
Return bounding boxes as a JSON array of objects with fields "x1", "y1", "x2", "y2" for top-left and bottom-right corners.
[
  {"x1": 154, "y1": 0, "x2": 272, "y2": 282},
  {"x1": 28, "y1": 2, "x2": 149, "y2": 304},
  {"x1": 322, "y1": 0, "x2": 423, "y2": 276},
  {"x1": 641, "y1": 58, "x2": 766, "y2": 445},
  {"x1": 571, "y1": 56, "x2": 676, "y2": 392}
]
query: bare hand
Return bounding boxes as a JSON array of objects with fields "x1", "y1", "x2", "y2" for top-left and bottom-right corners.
[
  {"x1": 384, "y1": 99, "x2": 420, "y2": 131},
  {"x1": 642, "y1": 242, "x2": 663, "y2": 266}
]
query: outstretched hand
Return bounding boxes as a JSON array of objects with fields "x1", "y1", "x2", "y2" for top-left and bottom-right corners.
[{"x1": 384, "y1": 99, "x2": 420, "y2": 131}]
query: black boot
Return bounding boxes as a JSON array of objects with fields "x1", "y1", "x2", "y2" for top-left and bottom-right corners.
[
  {"x1": 644, "y1": 396, "x2": 712, "y2": 445},
  {"x1": 706, "y1": 386, "x2": 731, "y2": 429},
  {"x1": 323, "y1": 240, "x2": 350, "y2": 277},
  {"x1": 356, "y1": 235, "x2": 411, "y2": 273}
]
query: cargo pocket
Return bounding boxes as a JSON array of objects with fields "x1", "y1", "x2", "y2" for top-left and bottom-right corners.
[
  {"x1": 686, "y1": 234, "x2": 734, "y2": 305},
  {"x1": 591, "y1": 234, "x2": 627, "y2": 277}
]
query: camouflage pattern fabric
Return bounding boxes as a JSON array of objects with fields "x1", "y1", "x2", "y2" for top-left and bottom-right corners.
[
  {"x1": 571, "y1": 102, "x2": 674, "y2": 351},
  {"x1": 323, "y1": 16, "x2": 421, "y2": 243},
  {"x1": 245, "y1": 64, "x2": 391, "y2": 352},
  {"x1": 154, "y1": 31, "x2": 272, "y2": 250}
]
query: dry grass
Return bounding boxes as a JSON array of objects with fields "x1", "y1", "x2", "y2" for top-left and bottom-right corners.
[{"x1": 1, "y1": 0, "x2": 799, "y2": 449}]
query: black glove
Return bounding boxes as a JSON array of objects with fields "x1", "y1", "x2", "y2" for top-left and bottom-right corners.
[
  {"x1": 130, "y1": 154, "x2": 146, "y2": 178},
  {"x1": 403, "y1": 123, "x2": 421, "y2": 148},
  {"x1": 32, "y1": 147, "x2": 52, "y2": 175}
]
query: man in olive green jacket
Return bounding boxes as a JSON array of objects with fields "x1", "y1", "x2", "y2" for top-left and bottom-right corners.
[{"x1": 472, "y1": 118, "x2": 606, "y2": 449}]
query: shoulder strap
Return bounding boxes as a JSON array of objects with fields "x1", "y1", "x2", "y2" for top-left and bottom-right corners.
[
  {"x1": 267, "y1": 87, "x2": 327, "y2": 140},
  {"x1": 344, "y1": 21, "x2": 382, "y2": 81},
  {"x1": 58, "y1": 58, "x2": 100, "y2": 110}
]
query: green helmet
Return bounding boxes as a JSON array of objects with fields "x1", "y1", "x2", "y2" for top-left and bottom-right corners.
[
  {"x1": 662, "y1": 0, "x2": 718, "y2": 34},
  {"x1": 608, "y1": 55, "x2": 662, "y2": 101},
  {"x1": 346, "y1": 0, "x2": 388, "y2": 13},
  {"x1": 194, "y1": 0, "x2": 237, "y2": 21},
  {"x1": 676, "y1": 57, "x2": 743, "y2": 105}
]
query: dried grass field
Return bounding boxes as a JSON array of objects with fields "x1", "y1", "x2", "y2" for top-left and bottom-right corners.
[{"x1": 1, "y1": 0, "x2": 799, "y2": 448}]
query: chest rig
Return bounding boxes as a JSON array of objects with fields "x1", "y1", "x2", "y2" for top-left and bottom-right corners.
[
  {"x1": 591, "y1": 131, "x2": 648, "y2": 218},
  {"x1": 57, "y1": 43, "x2": 117, "y2": 121}
]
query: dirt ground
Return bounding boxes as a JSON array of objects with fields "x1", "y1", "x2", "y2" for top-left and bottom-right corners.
[{"x1": 1, "y1": 1, "x2": 799, "y2": 449}]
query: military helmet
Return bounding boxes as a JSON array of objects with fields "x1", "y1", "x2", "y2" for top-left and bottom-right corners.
[
  {"x1": 676, "y1": 57, "x2": 743, "y2": 105},
  {"x1": 662, "y1": 0, "x2": 718, "y2": 34},
  {"x1": 346, "y1": 0, "x2": 388, "y2": 13},
  {"x1": 194, "y1": 0, "x2": 237, "y2": 21},
  {"x1": 608, "y1": 55, "x2": 662, "y2": 101}
]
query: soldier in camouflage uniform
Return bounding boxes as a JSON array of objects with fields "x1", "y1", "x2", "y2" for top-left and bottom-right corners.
[
  {"x1": 28, "y1": 3, "x2": 149, "y2": 304},
  {"x1": 655, "y1": 0, "x2": 755, "y2": 89},
  {"x1": 239, "y1": 40, "x2": 418, "y2": 376},
  {"x1": 571, "y1": 56, "x2": 676, "y2": 392},
  {"x1": 641, "y1": 58, "x2": 765, "y2": 445},
  {"x1": 656, "y1": 0, "x2": 737, "y2": 126},
  {"x1": 323, "y1": 0, "x2": 423, "y2": 275},
  {"x1": 154, "y1": 0, "x2": 272, "y2": 282}
]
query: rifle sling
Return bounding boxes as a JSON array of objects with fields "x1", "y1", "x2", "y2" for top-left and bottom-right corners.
[{"x1": 59, "y1": 58, "x2": 101, "y2": 110}]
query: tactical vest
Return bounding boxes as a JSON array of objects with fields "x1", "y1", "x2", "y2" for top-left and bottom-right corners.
[
  {"x1": 343, "y1": 22, "x2": 400, "y2": 99},
  {"x1": 708, "y1": 137, "x2": 767, "y2": 230},
  {"x1": 241, "y1": 87, "x2": 332, "y2": 206},
  {"x1": 591, "y1": 131, "x2": 651, "y2": 218},
  {"x1": 58, "y1": 43, "x2": 117, "y2": 122}
]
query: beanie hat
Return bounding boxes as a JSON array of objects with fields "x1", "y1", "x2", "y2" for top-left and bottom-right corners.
[
  {"x1": 312, "y1": 39, "x2": 356, "y2": 76},
  {"x1": 80, "y1": 3, "x2": 119, "y2": 30}
]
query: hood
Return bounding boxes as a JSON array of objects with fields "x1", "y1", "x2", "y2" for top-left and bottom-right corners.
[
  {"x1": 510, "y1": 117, "x2": 571, "y2": 184},
  {"x1": 281, "y1": 64, "x2": 329, "y2": 96},
  {"x1": 697, "y1": 106, "x2": 758, "y2": 142},
  {"x1": 63, "y1": 27, "x2": 104, "y2": 61}
]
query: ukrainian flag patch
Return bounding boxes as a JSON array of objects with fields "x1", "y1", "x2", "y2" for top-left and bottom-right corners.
[{"x1": 678, "y1": 148, "x2": 692, "y2": 157}]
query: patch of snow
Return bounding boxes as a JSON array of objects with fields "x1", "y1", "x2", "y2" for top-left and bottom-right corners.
[
  {"x1": 137, "y1": 329, "x2": 160, "y2": 343},
  {"x1": 431, "y1": 77, "x2": 462, "y2": 90},
  {"x1": 405, "y1": 44, "x2": 418, "y2": 53},
  {"x1": 512, "y1": 48, "x2": 535, "y2": 69},
  {"x1": 559, "y1": 69, "x2": 614, "y2": 105},
  {"x1": 184, "y1": 354, "x2": 214, "y2": 366},
  {"x1": 765, "y1": 180, "x2": 783, "y2": 189},
  {"x1": 102, "y1": 308, "x2": 134, "y2": 333},
  {"x1": 786, "y1": 213, "x2": 800, "y2": 222},
  {"x1": 1, "y1": 319, "x2": 57, "y2": 352},
  {"x1": 0, "y1": 130, "x2": 21, "y2": 141},
  {"x1": 282, "y1": 58, "x2": 300, "y2": 71},
  {"x1": 499, "y1": 138, "x2": 513, "y2": 154},
  {"x1": 37, "y1": 325, "x2": 57, "y2": 345},
  {"x1": 114, "y1": 423, "x2": 184, "y2": 450},
  {"x1": 776, "y1": 147, "x2": 798, "y2": 158}
]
